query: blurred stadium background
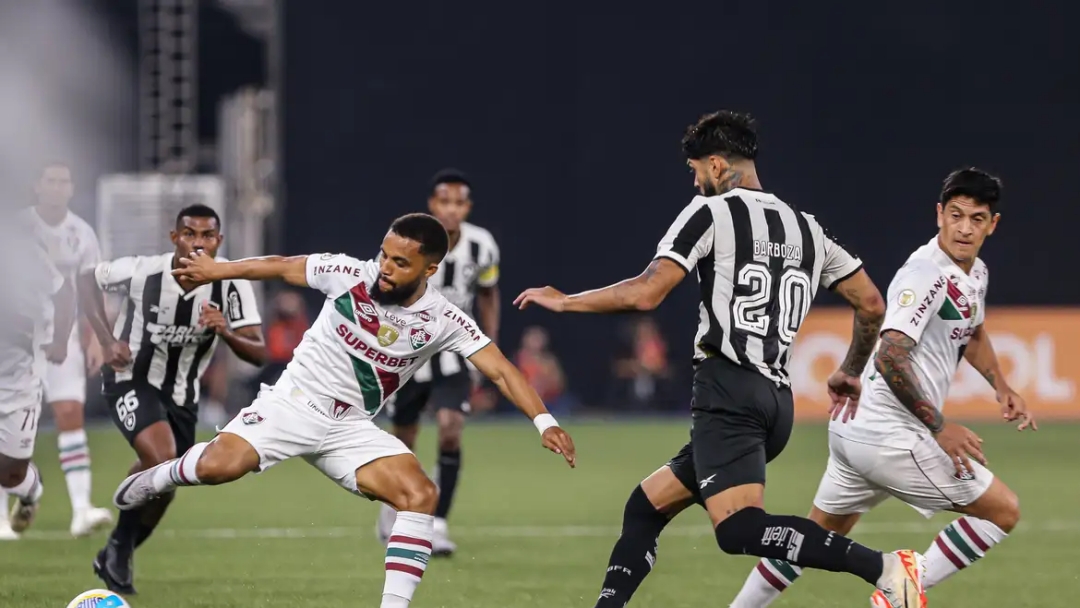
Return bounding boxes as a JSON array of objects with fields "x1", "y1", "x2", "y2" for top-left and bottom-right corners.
[{"x1": 1, "y1": 1, "x2": 1078, "y2": 607}]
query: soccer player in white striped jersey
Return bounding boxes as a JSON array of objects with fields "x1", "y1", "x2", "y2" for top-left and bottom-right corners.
[
  {"x1": 6, "y1": 162, "x2": 114, "y2": 540},
  {"x1": 728, "y1": 168, "x2": 1034, "y2": 608},
  {"x1": 110, "y1": 213, "x2": 575, "y2": 608}
]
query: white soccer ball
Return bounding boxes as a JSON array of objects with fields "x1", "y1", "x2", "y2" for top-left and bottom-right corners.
[{"x1": 66, "y1": 590, "x2": 130, "y2": 608}]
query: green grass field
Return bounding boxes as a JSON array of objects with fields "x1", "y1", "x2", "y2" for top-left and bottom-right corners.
[{"x1": 1, "y1": 420, "x2": 1074, "y2": 607}]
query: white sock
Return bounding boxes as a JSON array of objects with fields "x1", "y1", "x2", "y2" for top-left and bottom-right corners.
[
  {"x1": 151, "y1": 442, "x2": 210, "y2": 493},
  {"x1": 924, "y1": 516, "x2": 1007, "y2": 589},
  {"x1": 6, "y1": 463, "x2": 44, "y2": 504},
  {"x1": 382, "y1": 511, "x2": 434, "y2": 607},
  {"x1": 0, "y1": 486, "x2": 9, "y2": 513},
  {"x1": 58, "y1": 430, "x2": 93, "y2": 513},
  {"x1": 730, "y1": 558, "x2": 802, "y2": 607}
]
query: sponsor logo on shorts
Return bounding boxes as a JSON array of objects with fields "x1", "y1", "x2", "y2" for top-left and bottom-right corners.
[
  {"x1": 331, "y1": 400, "x2": 351, "y2": 420},
  {"x1": 410, "y1": 327, "x2": 433, "y2": 350},
  {"x1": 699, "y1": 473, "x2": 716, "y2": 489},
  {"x1": 954, "y1": 468, "x2": 976, "y2": 481},
  {"x1": 242, "y1": 411, "x2": 264, "y2": 425}
]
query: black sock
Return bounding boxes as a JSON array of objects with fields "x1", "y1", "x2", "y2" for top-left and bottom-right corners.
[
  {"x1": 109, "y1": 508, "x2": 142, "y2": 552},
  {"x1": 133, "y1": 491, "x2": 174, "y2": 548},
  {"x1": 434, "y1": 448, "x2": 461, "y2": 520},
  {"x1": 594, "y1": 485, "x2": 670, "y2": 608},
  {"x1": 714, "y1": 507, "x2": 884, "y2": 585}
]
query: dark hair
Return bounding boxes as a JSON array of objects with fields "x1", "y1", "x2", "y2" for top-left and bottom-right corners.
[
  {"x1": 430, "y1": 168, "x2": 472, "y2": 195},
  {"x1": 681, "y1": 111, "x2": 759, "y2": 161},
  {"x1": 940, "y1": 168, "x2": 1002, "y2": 213},
  {"x1": 390, "y1": 213, "x2": 450, "y2": 261},
  {"x1": 176, "y1": 204, "x2": 221, "y2": 229}
]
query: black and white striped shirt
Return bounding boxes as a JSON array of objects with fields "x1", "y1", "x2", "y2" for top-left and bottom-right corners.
[
  {"x1": 413, "y1": 221, "x2": 500, "y2": 383},
  {"x1": 655, "y1": 188, "x2": 862, "y2": 387},
  {"x1": 92, "y1": 252, "x2": 262, "y2": 405}
]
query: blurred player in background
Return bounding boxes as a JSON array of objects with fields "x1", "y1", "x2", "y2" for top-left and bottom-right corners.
[
  {"x1": 111, "y1": 213, "x2": 573, "y2": 608},
  {"x1": 377, "y1": 169, "x2": 501, "y2": 556},
  {"x1": 80, "y1": 204, "x2": 267, "y2": 594},
  {"x1": 517, "y1": 111, "x2": 925, "y2": 608},
  {"x1": 0, "y1": 218, "x2": 77, "y2": 540},
  {"x1": 728, "y1": 168, "x2": 1032, "y2": 608},
  {"x1": 9, "y1": 162, "x2": 114, "y2": 539}
]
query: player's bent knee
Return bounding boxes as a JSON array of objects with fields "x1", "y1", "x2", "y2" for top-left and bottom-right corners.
[
  {"x1": 808, "y1": 506, "x2": 860, "y2": 535},
  {"x1": 194, "y1": 435, "x2": 260, "y2": 485},
  {"x1": 990, "y1": 487, "x2": 1021, "y2": 533},
  {"x1": 390, "y1": 477, "x2": 439, "y2": 514},
  {"x1": 0, "y1": 458, "x2": 29, "y2": 488},
  {"x1": 714, "y1": 506, "x2": 767, "y2": 555}
]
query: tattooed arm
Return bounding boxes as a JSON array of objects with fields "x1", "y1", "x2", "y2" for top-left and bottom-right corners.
[
  {"x1": 832, "y1": 269, "x2": 886, "y2": 375},
  {"x1": 874, "y1": 330, "x2": 944, "y2": 432}
]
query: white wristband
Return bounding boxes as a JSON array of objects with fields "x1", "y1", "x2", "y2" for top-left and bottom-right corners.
[{"x1": 532, "y1": 413, "x2": 559, "y2": 435}]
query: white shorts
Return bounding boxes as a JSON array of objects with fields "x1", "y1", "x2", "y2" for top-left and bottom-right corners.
[
  {"x1": 43, "y1": 342, "x2": 86, "y2": 404},
  {"x1": 220, "y1": 383, "x2": 411, "y2": 496},
  {"x1": 813, "y1": 432, "x2": 994, "y2": 518},
  {"x1": 0, "y1": 401, "x2": 42, "y2": 460}
]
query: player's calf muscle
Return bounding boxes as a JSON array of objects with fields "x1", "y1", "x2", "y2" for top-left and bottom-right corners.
[
  {"x1": 0, "y1": 455, "x2": 29, "y2": 487},
  {"x1": 357, "y1": 455, "x2": 438, "y2": 514},
  {"x1": 193, "y1": 434, "x2": 260, "y2": 484}
]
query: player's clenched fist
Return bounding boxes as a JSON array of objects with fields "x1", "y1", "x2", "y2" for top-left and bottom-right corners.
[
  {"x1": 102, "y1": 339, "x2": 132, "y2": 370},
  {"x1": 172, "y1": 249, "x2": 220, "y2": 286},
  {"x1": 542, "y1": 426, "x2": 577, "y2": 468}
]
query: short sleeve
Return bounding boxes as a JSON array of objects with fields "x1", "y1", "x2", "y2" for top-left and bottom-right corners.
[
  {"x1": 440, "y1": 305, "x2": 492, "y2": 358},
  {"x1": 79, "y1": 229, "x2": 102, "y2": 271},
  {"x1": 476, "y1": 239, "x2": 501, "y2": 288},
  {"x1": 94, "y1": 256, "x2": 141, "y2": 294},
  {"x1": 225, "y1": 280, "x2": 262, "y2": 329},
  {"x1": 653, "y1": 197, "x2": 714, "y2": 272},
  {"x1": 810, "y1": 217, "x2": 863, "y2": 290},
  {"x1": 305, "y1": 253, "x2": 373, "y2": 297},
  {"x1": 881, "y1": 260, "x2": 948, "y2": 344}
]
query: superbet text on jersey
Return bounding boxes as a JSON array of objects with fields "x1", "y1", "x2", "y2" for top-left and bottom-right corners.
[{"x1": 278, "y1": 254, "x2": 491, "y2": 420}]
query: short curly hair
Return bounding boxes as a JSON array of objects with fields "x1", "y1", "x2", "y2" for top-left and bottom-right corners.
[{"x1": 681, "y1": 110, "x2": 758, "y2": 161}]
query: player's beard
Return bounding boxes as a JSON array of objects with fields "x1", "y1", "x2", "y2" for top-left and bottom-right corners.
[{"x1": 369, "y1": 276, "x2": 421, "y2": 307}]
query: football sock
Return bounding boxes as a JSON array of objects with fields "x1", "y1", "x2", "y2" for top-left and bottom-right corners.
[
  {"x1": 729, "y1": 558, "x2": 802, "y2": 607},
  {"x1": 594, "y1": 485, "x2": 670, "y2": 608},
  {"x1": 924, "y1": 516, "x2": 1007, "y2": 589},
  {"x1": 134, "y1": 491, "x2": 175, "y2": 548},
  {"x1": 0, "y1": 486, "x2": 9, "y2": 512},
  {"x1": 151, "y1": 442, "x2": 210, "y2": 492},
  {"x1": 714, "y1": 507, "x2": 883, "y2": 585},
  {"x1": 110, "y1": 507, "x2": 142, "y2": 548},
  {"x1": 382, "y1": 511, "x2": 434, "y2": 607},
  {"x1": 434, "y1": 448, "x2": 461, "y2": 520},
  {"x1": 58, "y1": 429, "x2": 93, "y2": 513},
  {"x1": 6, "y1": 463, "x2": 44, "y2": 504}
]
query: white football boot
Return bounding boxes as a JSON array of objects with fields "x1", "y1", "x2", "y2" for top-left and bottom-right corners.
[
  {"x1": 871, "y1": 550, "x2": 926, "y2": 608},
  {"x1": 71, "y1": 506, "x2": 114, "y2": 538},
  {"x1": 431, "y1": 517, "x2": 457, "y2": 557},
  {"x1": 113, "y1": 462, "x2": 169, "y2": 511}
]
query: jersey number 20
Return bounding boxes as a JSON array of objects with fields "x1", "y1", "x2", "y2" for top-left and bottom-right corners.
[{"x1": 732, "y1": 263, "x2": 812, "y2": 344}]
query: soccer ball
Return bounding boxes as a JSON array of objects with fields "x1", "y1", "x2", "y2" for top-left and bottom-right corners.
[{"x1": 66, "y1": 590, "x2": 130, "y2": 608}]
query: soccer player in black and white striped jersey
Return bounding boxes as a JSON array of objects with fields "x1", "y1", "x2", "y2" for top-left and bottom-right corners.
[
  {"x1": 78, "y1": 204, "x2": 268, "y2": 595},
  {"x1": 378, "y1": 169, "x2": 501, "y2": 556},
  {"x1": 516, "y1": 111, "x2": 926, "y2": 607}
]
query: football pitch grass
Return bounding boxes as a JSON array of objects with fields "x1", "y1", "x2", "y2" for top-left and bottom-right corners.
[{"x1": 2, "y1": 419, "x2": 1076, "y2": 607}]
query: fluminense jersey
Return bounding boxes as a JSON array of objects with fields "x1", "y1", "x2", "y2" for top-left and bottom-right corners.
[
  {"x1": 23, "y1": 207, "x2": 101, "y2": 344},
  {"x1": 831, "y1": 237, "x2": 988, "y2": 446},
  {"x1": 413, "y1": 221, "x2": 499, "y2": 383},
  {"x1": 0, "y1": 225, "x2": 65, "y2": 412},
  {"x1": 277, "y1": 253, "x2": 492, "y2": 421}
]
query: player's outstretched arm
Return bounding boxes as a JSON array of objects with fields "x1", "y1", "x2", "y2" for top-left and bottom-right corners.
[
  {"x1": 44, "y1": 277, "x2": 77, "y2": 364},
  {"x1": 172, "y1": 250, "x2": 309, "y2": 287},
  {"x1": 467, "y1": 343, "x2": 577, "y2": 467},
  {"x1": 964, "y1": 324, "x2": 1035, "y2": 430},
  {"x1": 514, "y1": 258, "x2": 686, "y2": 314}
]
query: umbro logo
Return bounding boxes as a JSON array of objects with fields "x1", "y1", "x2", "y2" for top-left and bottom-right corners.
[
  {"x1": 356, "y1": 301, "x2": 377, "y2": 322},
  {"x1": 699, "y1": 474, "x2": 717, "y2": 489}
]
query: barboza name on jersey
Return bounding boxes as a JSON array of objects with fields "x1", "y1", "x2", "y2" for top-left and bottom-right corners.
[{"x1": 753, "y1": 240, "x2": 803, "y2": 262}]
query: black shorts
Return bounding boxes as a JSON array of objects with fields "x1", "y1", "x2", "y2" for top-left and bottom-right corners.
[
  {"x1": 387, "y1": 372, "x2": 471, "y2": 426},
  {"x1": 667, "y1": 356, "x2": 794, "y2": 502},
  {"x1": 102, "y1": 380, "x2": 198, "y2": 455}
]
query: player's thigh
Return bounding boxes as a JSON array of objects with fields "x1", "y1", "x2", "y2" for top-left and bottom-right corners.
[
  {"x1": 219, "y1": 385, "x2": 330, "y2": 474},
  {"x1": 661, "y1": 440, "x2": 704, "y2": 510},
  {"x1": 0, "y1": 401, "x2": 41, "y2": 461},
  {"x1": 103, "y1": 381, "x2": 169, "y2": 447},
  {"x1": 309, "y1": 421, "x2": 427, "y2": 508},
  {"x1": 689, "y1": 359, "x2": 774, "y2": 500},
  {"x1": 43, "y1": 347, "x2": 86, "y2": 406},
  {"x1": 811, "y1": 433, "x2": 890, "y2": 517},
  {"x1": 864, "y1": 434, "x2": 994, "y2": 518},
  {"x1": 387, "y1": 380, "x2": 432, "y2": 428},
  {"x1": 432, "y1": 373, "x2": 471, "y2": 438},
  {"x1": 163, "y1": 398, "x2": 199, "y2": 455}
]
